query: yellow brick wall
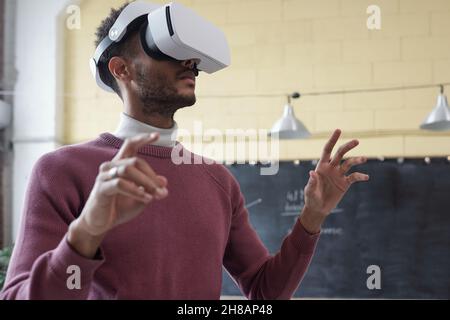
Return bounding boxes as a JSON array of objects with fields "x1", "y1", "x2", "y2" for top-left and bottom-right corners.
[{"x1": 64, "y1": 0, "x2": 450, "y2": 160}]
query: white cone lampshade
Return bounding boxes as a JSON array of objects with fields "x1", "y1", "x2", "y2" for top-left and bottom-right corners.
[
  {"x1": 420, "y1": 89, "x2": 450, "y2": 131},
  {"x1": 269, "y1": 103, "x2": 311, "y2": 139}
]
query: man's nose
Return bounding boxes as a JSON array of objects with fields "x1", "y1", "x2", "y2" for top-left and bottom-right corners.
[{"x1": 181, "y1": 59, "x2": 200, "y2": 70}]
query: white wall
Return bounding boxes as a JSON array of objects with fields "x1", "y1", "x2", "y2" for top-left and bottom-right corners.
[
  {"x1": 2, "y1": 0, "x2": 17, "y2": 246},
  {"x1": 11, "y1": 0, "x2": 71, "y2": 241}
]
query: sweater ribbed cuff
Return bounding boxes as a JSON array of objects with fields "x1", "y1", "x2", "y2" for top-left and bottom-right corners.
[
  {"x1": 49, "y1": 234, "x2": 105, "y2": 286},
  {"x1": 288, "y1": 218, "x2": 321, "y2": 254}
]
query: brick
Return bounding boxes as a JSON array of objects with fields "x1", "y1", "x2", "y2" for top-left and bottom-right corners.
[
  {"x1": 285, "y1": 41, "x2": 341, "y2": 66},
  {"x1": 229, "y1": 46, "x2": 257, "y2": 69},
  {"x1": 314, "y1": 63, "x2": 372, "y2": 89},
  {"x1": 228, "y1": 0, "x2": 282, "y2": 24},
  {"x1": 374, "y1": 108, "x2": 430, "y2": 130},
  {"x1": 349, "y1": 136, "x2": 404, "y2": 158},
  {"x1": 229, "y1": 114, "x2": 261, "y2": 130},
  {"x1": 283, "y1": 139, "x2": 326, "y2": 160},
  {"x1": 64, "y1": 0, "x2": 450, "y2": 160},
  {"x1": 197, "y1": 68, "x2": 257, "y2": 94},
  {"x1": 404, "y1": 136, "x2": 450, "y2": 156},
  {"x1": 341, "y1": 0, "x2": 399, "y2": 16},
  {"x1": 299, "y1": 94, "x2": 344, "y2": 112},
  {"x1": 221, "y1": 24, "x2": 258, "y2": 46},
  {"x1": 313, "y1": 17, "x2": 370, "y2": 41},
  {"x1": 343, "y1": 90, "x2": 404, "y2": 110},
  {"x1": 284, "y1": 136, "x2": 405, "y2": 159},
  {"x1": 373, "y1": 61, "x2": 432, "y2": 85},
  {"x1": 369, "y1": 14, "x2": 430, "y2": 39},
  {"x1": 433, "y1": 60, "x2": 450, "y2": 84},
  {"x1": 402, "y1": 37, "x2": 450, "y2": 60},
  {"x1": 399, "y1": 0, "x2": 450, "y2": 13},
  {"x1": 256, "y1": 65, "x2": 314, "y2": 93},
  {"x1": 283, "y1": 0, "x2": 340, "y2": 20},
  {"x1": 64, "y1": 97, "x2": 121, "y2": 137},
  {"x1": 191, "y1": 2, "x2": 228, "y2": 25},
  {"x1": 177, "y1": 97, "x2": 225, "y2": 120},
  {"x1": 403, "y1": 87, "x2": 440, "y2": 110},
  {"x1": 65, "y1": 59, "x2": 97, "y2": 99},
  {"x1": 431, "y1": 12, "x2": 450, "y2": 35},
  {"x1": 226, "y1": 96, "x2": 286, "y2": 116},
  {"x1": 201, "y1": 114, "x2": 232, "y2": 131},
  {"x1": 192, "y1": 0, "x2": 223, "y2": 6},
  {"x1": 315, "y1": 110, "x2": 374, "y2": 132},
  {"x1": 342, "y1": 39, "x2": 400, "y2": 63},
  {"x1": 254, "y1": 20, "x2": 313, "y2": 45},
  {"x1": 253, "y1": 45, "x2": 286, "y2": 69},
  {"x1": 66, "y1": 119, "x2": 104, "y2": 144}
]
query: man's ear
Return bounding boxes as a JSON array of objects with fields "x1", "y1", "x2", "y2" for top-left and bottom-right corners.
[{"x1": 108, "y1": 56, "x2": 131, "y2": 84}]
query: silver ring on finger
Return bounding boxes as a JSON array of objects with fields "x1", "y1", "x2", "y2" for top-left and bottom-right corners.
[{"x1": 108, "y1": 166, "x2": 120, "y2": 180}]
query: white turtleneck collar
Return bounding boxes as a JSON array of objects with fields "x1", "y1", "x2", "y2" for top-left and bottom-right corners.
[{"x1": 113, "y1": 113, "x2": 178, "y2": 148}]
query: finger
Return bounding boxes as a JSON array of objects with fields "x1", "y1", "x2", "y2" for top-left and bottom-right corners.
[
  {"x1": 340, "y1": 156, "x2": 367, "y2": 174},
  {"x1": 156, "y1": 175, "x2": 168, "y2": 188},
  {"x1": 113, "y1": 132, "x2": 160, "y2": 161},
  {"x1": 131, "y1": 161, "x2": 168, "y2": 192},
  {"x1": 108, "y1": 158, "x2": 168, "y2": 197},
  {"x1": 97, "y1": 171, "x2": 114, "y2": 182},
  {"x1": 132, "y1": 158, "x2": 167, "y2": 189},
  {"x1": 123, "y1": 158, "x2": 167, "y2": 189},
  {"x1": 346, "y1": 172, "x2": 370, "y2": 185},
  {"x1": 330, "y1": 139, "x2": 359, "y2": 166},
  {"x1": 120, "y1": 165, "x2": 168, "y2": 199},
  {"x1": 100, "y1": 178, "x2": 153, "y2": 204},
  {"x1": 108, "y1": 158, "x2": 158, "y2": 181},
  {"x1": 116, "y1": 164, "x2": 161, "y2": 196},
  {"x1": 319, "y1": 129, "x2": 341, "y2": 165},
  {"x1": 108, "y1": 158, "x2": 159, "y2": 183},
  {"x1": 306, "y1": 171, "x2": 318, "y2": 189},
  {"x1": 99, "y1": 161, "x2": 113, "y2": 173}
]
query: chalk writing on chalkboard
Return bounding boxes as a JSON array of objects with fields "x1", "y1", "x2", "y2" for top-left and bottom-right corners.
[
  {"x1": 245, "y1": 198, "x2": 262, "y2": 209},
  {"x1": 280, "y1": 188, "x2": 344, "y2": 236},
  {"x1": 222, "y1": 160, "x2": 450, "y2": 298},
  {"x1": 281, "y1": 188, "x2": 343, "y2": 216}
]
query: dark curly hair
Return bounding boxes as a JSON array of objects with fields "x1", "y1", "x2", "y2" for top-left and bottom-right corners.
[{"x1": 94, "y1": 1, "x2": 145, "y2": 98}]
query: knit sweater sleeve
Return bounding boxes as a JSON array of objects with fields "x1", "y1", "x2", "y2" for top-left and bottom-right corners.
[
  {"x1": 222, "y1": 171, "x2": 320, "y2": 300},
  {"x1": 0, "y1": 151, "x2": 104, "y2": 300}
]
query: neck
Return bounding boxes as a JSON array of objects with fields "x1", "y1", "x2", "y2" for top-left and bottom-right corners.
[
  {"x1": 123, "y1": 93, "x2": 174, "y2": 129},
  {"x1": 114, "y1": 113, "x2": 178, "y2": 147}
]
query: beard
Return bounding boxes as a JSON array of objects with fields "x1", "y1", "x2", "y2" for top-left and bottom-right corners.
[{"x1": 134, "y1": 63, "x2": 196, "y2": 118}]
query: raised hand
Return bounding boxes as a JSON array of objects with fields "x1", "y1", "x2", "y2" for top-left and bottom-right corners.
[
  {"x1": 300, "y1": 129, "x2": 369, "y2": 233},
  {"x1": 68, "y1": 133, "x2": 168, "y2": 257}
]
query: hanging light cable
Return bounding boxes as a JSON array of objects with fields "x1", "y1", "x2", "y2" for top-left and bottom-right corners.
[{"x1": 199, "y1": 83, "x2": 450, "y2": 136}]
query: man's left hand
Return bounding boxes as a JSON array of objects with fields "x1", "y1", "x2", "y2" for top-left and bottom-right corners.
[{"x1": 300, "y1": 129, "x2": 370, "y2": 233}]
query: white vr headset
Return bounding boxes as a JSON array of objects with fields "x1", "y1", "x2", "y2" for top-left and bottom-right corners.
[{"x1": 90, "y1": 1, "x2": 231, "y2": 92}]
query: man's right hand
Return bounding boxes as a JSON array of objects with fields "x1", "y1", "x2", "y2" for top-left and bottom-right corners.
[{"x1": 68, "y1": 133, "x2": 168, "y2": 258}]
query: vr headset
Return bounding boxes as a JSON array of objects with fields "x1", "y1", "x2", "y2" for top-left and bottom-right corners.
[{"x1": 90, "y1": 1, "x2": 231, "y2": 92}]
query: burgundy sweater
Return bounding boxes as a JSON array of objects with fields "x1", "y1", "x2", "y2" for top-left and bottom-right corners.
[{"x1": 1, "y1": 133, "x2": 320, "y2": 300}]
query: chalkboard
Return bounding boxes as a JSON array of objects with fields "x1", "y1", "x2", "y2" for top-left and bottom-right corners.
[{"x1": 221, "y1": 159, "x2": 450, "y2": 299}]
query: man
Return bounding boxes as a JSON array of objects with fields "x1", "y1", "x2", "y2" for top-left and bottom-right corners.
[{"x1": 1, "y1": 2, "x2": 369, "y2": 299}]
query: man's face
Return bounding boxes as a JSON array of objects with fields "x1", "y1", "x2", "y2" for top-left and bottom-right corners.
[{"x1": 126, "y1": 33, "x2": 198, "y2": 117}]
